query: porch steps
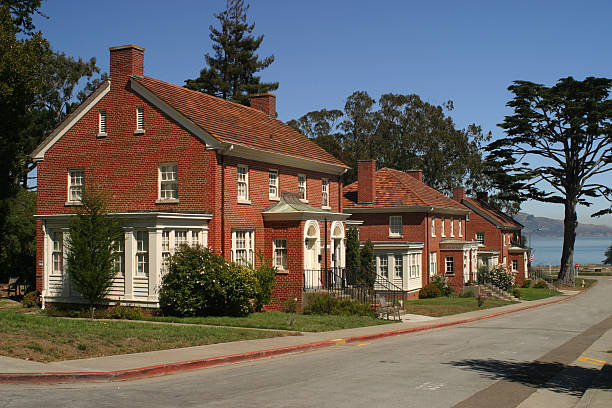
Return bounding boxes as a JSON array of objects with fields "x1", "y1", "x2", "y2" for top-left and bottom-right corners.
[{"x1": 479, "y1": 283, "x2": 520, "y2": 302}]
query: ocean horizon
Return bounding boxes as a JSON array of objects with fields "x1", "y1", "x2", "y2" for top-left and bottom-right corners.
[{"x1": 530, "y1": 236, "x2": 611, "y2": 266}]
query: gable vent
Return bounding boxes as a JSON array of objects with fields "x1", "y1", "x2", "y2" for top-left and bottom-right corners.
[
  {"x1": 99, "y1": 110, "x2": 107, "y2": 134},
  {"x1": 136, "y1": 106, "x2": 144, "y2": 130}
]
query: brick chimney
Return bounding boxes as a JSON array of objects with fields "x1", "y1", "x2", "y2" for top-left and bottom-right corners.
[
  {"x1": 476, "y1": 191, "x2": 489, "y2": 203},
  {"x1": 453, "y1": 187, "x2": 465, "y2": 202},
  {"x1": 109, "y1": 44, "x2": 144, "y2": 83},
  {"x1": 405, "y1": 169, "x2": 423, "y2": 182},
  {"x1": 249, "y1": 93, "x2": 277, "y2": 117},
  {"x1": 358, "y1": 160, "x2": 376, "y2": 204}
]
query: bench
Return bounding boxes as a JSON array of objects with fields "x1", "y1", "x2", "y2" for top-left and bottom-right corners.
[{"x1": 7, "y1": 277, "x2": 22, "y2": 297}]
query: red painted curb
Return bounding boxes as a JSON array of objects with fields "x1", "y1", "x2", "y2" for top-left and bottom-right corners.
[{"x1": 0, "y1": 290, "x2": 583, "y2": 384}]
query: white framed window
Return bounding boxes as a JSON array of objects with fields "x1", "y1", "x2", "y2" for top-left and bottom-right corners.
[
  {"x1": 445, "y1": 256, "x2": 454, "y2": 274},
  {"x1": 51, "y1": 232, "x2": 64, "y2": 275},
  {"x1": 430, "y1": 252, "x2": 437, "y2": 276},
  {"x1": 232, "y1": 229, "x2": 254, "y2": 266},
  {"x1": 450, "y1": 218, "x2": 455, "y2": 237},
  {"x1": 273, "y1": 238, "x2": 288, "y2": 270},
  {"x1": 441, "y1": 217, "x2": 446, "y2": 237},
  {"x1": 99, "y1": 110, "x2": 107, "y2": 135},
  {"x1": 161, "y1": 230, "x2": 171, "y2": 272},
  {"x1": 321, "y1": 178, "x2": 329, "y2": 208},
  {"x1": 377, "y1": 255, "x2": 389, "y2": 278},
  {"x1": 175, "y1": 230, "x2": 188, "y2": 249},
  {"x1": 408, "y1": 253, "x2": 421, "y2": 278},
  {"x1": 512, "y1": 259, "x2": 518, "y2": 272},
  {"x1": 476, "y1": 232, "x2": 485, "y2": 245},
  {"x1": 159, "y1": 164, "x2": 178, "y2": 200},
  {"x1": 298, "y1": 174, "x2": 307, "y2": 201},
  {"x1": 238, "y1": 165, "x2": 249, "y2": 202},
  {"x1": 114, "y1": 235, "x2": 125, "y2": 276},
  {"x1": 135, "y1": 231, "x2": 149, "y2": 276},
  {"x1": 269, "y1": 170, "x2": 279, "y2": 199},
  {"x1": 394, "y1": 255, "x2": 403, "y2": 278},
  {"x1": 136, "y1": 106, "x2": 144, "y2": 131},
  {"x1": 68, "y1": 169, "x2": 84, "y2": 202},
  {"x1": 431, "y1": 218, "x2": 436, "y2": 237},
  {"x1": 458, "y1": 219, "x2": 463, "y2": 237},
  {"x1": 191, "y1": 230, "x2": 200, "y2": 247},
  {"x1": 389, "y1": 216, "x2": 402, "y2": 237}
]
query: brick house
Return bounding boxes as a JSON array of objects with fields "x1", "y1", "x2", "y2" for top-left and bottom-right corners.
[
  {"x1": 31, "y1": 45, "x2": 349, "y2": 310},
  {"x1": 343, "y1": 160, "x2": 478, "y2": 295},
  {"x1": 453, "y1": 189, "x2": 529, "y2": 286}
]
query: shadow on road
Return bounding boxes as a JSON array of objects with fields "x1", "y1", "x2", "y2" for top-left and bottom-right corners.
[{"x1": 447, "y1": 359, "x2": 610, "y2": 396}]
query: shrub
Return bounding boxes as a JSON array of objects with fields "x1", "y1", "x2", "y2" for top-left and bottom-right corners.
[
  {"x1": 521, "y1": 279, "x2": 532, "y2": 288},
  {"x1": 460, "y1": 288, "x2": 476, "y2": 298},
  {"x1": 432, "y1": 274, "x2": 452, "y2": 296},
  {"x1": 284, "y1": 296, "x2": 299, "y2": 314},
  {"x1": 477, "y1": 265, "x2": 492, "y2": 284},
  {"x1": 22, "y1": 291, "x2": 40, "y2": 308},
  {"x1": 533, "y1": 280, "x2": 548, "y2": 289},
  {"x1": 253, "y1": 253, "x2": 277, "y2": 312},
  {"x1": 159, "y1": 246, "x2": 258, "y2": 317},
  {"x1": 419, "y1": 283, "x2": 442, "y2": 299},
  {"x1": 512, "y1": 288, "x2": 521, "y2": 298},
  {"x1": 105, "y1": 305, "x2": 144, "y2": 320},
  {"x1": 479, "y1": 264, "x2": 514, "y2": 292},
  {"x1": 303, "y1": 292, "x2": 374, "y2": 317}
]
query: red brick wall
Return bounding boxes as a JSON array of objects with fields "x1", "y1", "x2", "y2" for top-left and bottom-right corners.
[
  {"x1": 509, "y1": 252, "x2": 527, "y2": 286},
  {"x1": 357, "y1": 160, "x2": 376, "y2": 204},
  {"x1": 440, "y1": 250, "x2": 465, "y2": 292},
  {"x1": 466, "y1": 211, "x2": 504, "y2": 261}
]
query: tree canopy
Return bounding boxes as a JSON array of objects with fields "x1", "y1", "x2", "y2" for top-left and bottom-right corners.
[
  {"x1": 185, "y1": 0, "x2": 278, "y2": 105},
  {"x1": 288, "y1": 91, "x2": 496, "y2": 201},
  {"x1": 487, "y1": 76, "x2": 612, "y2": 281}
]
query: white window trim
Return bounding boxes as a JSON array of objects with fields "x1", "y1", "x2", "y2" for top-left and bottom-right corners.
[
  {"x1": 377, "y1": 255, "x2": 389, "y2": 279},
  {"x1": 51, "y1": 231, "x2": 64, "y2": 276},
  {"x1": 321, "y1": 178, "x2": 330, "y2": 209},
  {"x1": 135, "y1": 231, "x2": 149, "y2": 276},
  {"x1": 273, "y1": 238, "x2": 288, "y2": 271},
  {"x1": 67, "y1": 168, "x2": 84, "y2": 205},
  {"x1": 98, "y1": 110, "x2": 107, "y2": 136},
  {"x1": 445, "y1": 256, "x2": 454, "y2": 274},
  {"x1": 476, "y1": 232, "x2": 485, "y2": 245},
  {"x1": 441, "y1": 217, "x2": 446, "y2": 237},
  {"x1": 157, "y1": 163, "x2": 179, "y2": 203},
  {"x1": 298, "y1": 174, "x2": 307, "y2": 202},
  {"x1": 450, "y1": 218, "x2": 455, "y2": 237},
  {"x1": 458, "y1": 218, "x2": 463, "y2": 237},
  {"x1": 389, "y1": 216, "x2": 402, "y2": 238},
  {"x1": 431, "y1": 217, "x2": 436, "y2": 237},
  {"x1": 237, "y1": 164, "x2": 251, "y2": 204},
  {"x1": 269, "y1": 169, "x2": 279, "y2": 200},
  {"x1": 430, "y1": 252, "x2": 437, "y2": 276},
  {"x1": 231, "y1": 229, "x2": 255, "y2": 266},
  {"x1": 393, "y1": 254, "x2": 403, "y2": 278},
  {"x1": 135, "y1": 106, "x2": 145, "y2": 134}
]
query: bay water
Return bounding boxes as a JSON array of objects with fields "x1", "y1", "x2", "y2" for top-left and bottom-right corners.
[{"x1": 530, "y1": 236, "x2": 611, "y2": 266}]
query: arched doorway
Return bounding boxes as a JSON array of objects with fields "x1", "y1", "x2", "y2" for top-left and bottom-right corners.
[{"x1": 304, "y1": 220, "x2": 321, "y2": 288}]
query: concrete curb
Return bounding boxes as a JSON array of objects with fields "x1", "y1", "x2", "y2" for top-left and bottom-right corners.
[{"x1": 0, "y1": 290, "x2": 583, "y2": 384}]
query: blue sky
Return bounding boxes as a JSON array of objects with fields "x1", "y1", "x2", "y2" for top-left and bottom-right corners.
[{"x1": 33, "y1": 0, "x2": 612, "y2": 226}]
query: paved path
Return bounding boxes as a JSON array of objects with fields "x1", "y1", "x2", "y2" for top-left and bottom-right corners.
[{"x1": 0, "y1": 279, "x2": 610, "y2": 407}]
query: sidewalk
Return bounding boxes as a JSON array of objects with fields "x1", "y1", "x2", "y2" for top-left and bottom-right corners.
[{"x1": 0, "y1": 290, "x2": 582, "y2": 384}]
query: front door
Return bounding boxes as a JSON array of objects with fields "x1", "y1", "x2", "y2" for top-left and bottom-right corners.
[{"x1": 305, "y1": 238, "x2": 320, "y2": 288}]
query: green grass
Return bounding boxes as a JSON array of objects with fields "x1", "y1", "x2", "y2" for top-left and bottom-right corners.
[
  {"x1": 579, "y1": 272, "x2": 612, "y2": 276},
  {"x1": 144, "y1": 311, "x2": 392, "y2": 332},
  {"x1": 0, "y1": 309, "x2": 291, "y2": 363},
  {"x1": 402, "y1": 296, "x2": 516, "y2": 317},
  {"x1": 517, "y1": 288, "x2": 561, "y2": 301}
]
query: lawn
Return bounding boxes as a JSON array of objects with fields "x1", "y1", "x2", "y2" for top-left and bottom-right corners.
[
  {"x1": 145, "y1": 311, "x2": 392, "y2": 332},
  {"x1": 517, "y1": 288, "x2": 561, "y2": 301},
  {"x1": 0, "y1": 308, "x2": 292, "y2": 363},
  {"x1": 402, "y1": 296, "x2": 516, "y2": 317}
]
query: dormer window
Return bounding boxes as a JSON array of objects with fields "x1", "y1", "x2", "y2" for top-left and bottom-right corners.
[
  {"x1": 98, "y1": 110, "x2": 107, "y2": 136},
  {"x1": 135, "y1": 106, "x2": 144, "y2": 133}
]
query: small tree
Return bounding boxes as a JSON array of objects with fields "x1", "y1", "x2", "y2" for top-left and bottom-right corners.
[
  {"x1": 66, "y1": 186, "x2": 122, "y2": 314},
  {"x1": 345, "y1": 227, "x2": 361, "y2": 285},
  {"x1": 604, "y1": 244, "x2": 612, "y2": 265},
  {"x1": 359, "y1": 239, "x2": 376, "y2": 288}
]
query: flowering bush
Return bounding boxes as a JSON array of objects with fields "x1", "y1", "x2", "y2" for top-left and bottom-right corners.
[
  {"x1": 432, "y1": 274, "x2": 452, "y2": 296},
  {"x1": 478, "y1": 264, "x2": 514, "y2": 292},
  {"x1": 159, "y1": 246, "x2": 264, "y2": 317}
]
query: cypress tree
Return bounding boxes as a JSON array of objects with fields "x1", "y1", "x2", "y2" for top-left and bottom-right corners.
[{"x1": 185, "y1": 0, "x2": 278, "y2": 105}]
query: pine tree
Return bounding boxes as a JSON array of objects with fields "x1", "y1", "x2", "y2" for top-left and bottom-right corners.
[
  {"x1": 185, "y1": 0, "x2": 278, "y2": 105},
  {"x1": 66, "y1": 186, "x2": 123, "y2": 313}
]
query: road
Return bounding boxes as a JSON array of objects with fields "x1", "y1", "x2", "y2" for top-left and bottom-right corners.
[{"x1": 1, "y1": 278, "x2": 611, "y2": 408}]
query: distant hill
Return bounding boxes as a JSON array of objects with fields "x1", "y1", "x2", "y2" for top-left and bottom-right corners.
[{"x1": 515, "y1": 212, "x2": 612, "y2": 237}]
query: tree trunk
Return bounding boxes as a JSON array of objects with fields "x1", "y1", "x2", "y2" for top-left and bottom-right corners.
[{"x1": 558, "y1": 199, "x2": 578, "y2": 283}]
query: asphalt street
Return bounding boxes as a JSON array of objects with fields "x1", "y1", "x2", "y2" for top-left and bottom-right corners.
[{"x1": 1, "y1": 278, "x2": 611, "y2": 408}]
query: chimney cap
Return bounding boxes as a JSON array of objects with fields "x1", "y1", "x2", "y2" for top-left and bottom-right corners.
[
  {"x1": 249, "y1": 92, "x2": 276, "y2": 98},
  {"x1": 109, "y1": 44, "x2": 145, "y2": 52}
]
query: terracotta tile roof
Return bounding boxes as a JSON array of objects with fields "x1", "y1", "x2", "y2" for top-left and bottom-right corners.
[
  {"x1": 462, "y1": 197, "x2": 522, "y2": 229},
  {"x1": 131, "y1": 76, "x2": 347, "y2": 168},
  {"x1": 343, "y1": 168, "x2": 467, "y2": 211}
]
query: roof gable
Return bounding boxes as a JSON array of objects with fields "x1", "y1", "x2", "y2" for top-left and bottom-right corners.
[{"x1": 462, "y1": 197, "x2": 522, "y2": 229}]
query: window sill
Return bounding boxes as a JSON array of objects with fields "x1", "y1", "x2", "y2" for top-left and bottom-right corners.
[
  {"x1": 238, "y1": 199, "x2": 252, "y2": 205},
  {"x1": 322, "y1": 205, "x2": 331, "y2": 210},
  {"x1": 299, "y1": 199, "x2": 308, "y2": 204},
  {"x1": 65, "y1": 201, "x2": 82, "y2": 207},
  {"x1": 445, "y1": 273, "x2": 455, "y2": 276},
  {"x1": 275, "y1": 268, "x2": 289, "y2": 275},
  {"x1": 388, "y1": 235, "x2": 404, "y2": 239},
  {"x1": 96, "y1": 132, "x2": 107, "y2": 138},
  {"x1": 134, "y1": 129, "x2": 145, "y2": 135},
  {"x1": 269, "y1": 196, "x2": 280, "y2": 201},
  {"x1": 156, "y1": 198, "x2": 179, "y2": 204}
]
